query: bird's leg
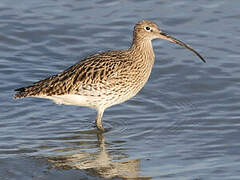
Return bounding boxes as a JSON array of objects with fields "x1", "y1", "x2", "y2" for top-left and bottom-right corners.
[{"x1": 96, "y1": 109, "x2": 105, "y2": 131}]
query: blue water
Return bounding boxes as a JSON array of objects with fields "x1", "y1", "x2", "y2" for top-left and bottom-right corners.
[{"x1": 1, "y1": 0, "x2": 240, "y2": 179}]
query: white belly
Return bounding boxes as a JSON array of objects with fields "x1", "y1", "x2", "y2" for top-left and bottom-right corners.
[
  {"x1": 37, "y1": 86, "x2": 140, "y2": 110},
  {"x1": 39, "y1": 94, "x2": 103, "y2": 109}
]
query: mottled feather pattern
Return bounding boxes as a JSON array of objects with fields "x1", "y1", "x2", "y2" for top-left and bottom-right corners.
[{"x1": 14, "y1": 49, "x2": 149, "y2": 99}]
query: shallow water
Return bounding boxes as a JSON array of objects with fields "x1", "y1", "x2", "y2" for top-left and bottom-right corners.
[{"x1": 1, "y1": 0, "x2": 240, "y2": 179}]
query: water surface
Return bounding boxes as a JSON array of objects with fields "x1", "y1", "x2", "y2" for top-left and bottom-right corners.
[{"x1": 1, "y1": 0, "x2": 240, "y2": 179}]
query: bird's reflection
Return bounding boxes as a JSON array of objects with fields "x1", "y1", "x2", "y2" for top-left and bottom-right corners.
[{"x1": 47, "y1": 129, "x2": 151, "y2": 179}]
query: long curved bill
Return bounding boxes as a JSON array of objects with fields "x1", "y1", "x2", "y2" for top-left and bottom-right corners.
[{"x1": 159, "y1": 32, "x2": 206, "y2": 63}]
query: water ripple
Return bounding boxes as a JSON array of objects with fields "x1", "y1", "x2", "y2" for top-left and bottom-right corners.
[{"x1": 1, "y1": 0, "x2": 240, "y2": 179}]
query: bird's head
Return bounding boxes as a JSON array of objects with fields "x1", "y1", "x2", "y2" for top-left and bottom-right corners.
[{"x1": 133, "y1": 20, "x2": 206, "y2": 63}]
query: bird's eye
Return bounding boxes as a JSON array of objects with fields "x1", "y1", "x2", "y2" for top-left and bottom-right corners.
[{"x1": 145, "y1": 26, "x2": 151, "y2": 31}]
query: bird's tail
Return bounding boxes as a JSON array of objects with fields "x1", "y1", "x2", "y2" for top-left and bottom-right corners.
[{"x1": 14, "y1": 85, "x2": 41, "y2": 99}]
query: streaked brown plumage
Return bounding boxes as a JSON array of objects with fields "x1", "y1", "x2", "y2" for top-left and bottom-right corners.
[{"x1": 14, "y1": 20, "x2": 205, "y2": 131}]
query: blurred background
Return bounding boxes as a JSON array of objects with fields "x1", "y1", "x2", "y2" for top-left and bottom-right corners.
[{"x1": 0, "y1": 0, "x2": 240, "y2": 179}]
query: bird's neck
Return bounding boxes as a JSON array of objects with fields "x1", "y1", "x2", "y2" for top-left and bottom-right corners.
[{"x1": 129, "y1": 37, "x2": 155, "y2": 64}]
